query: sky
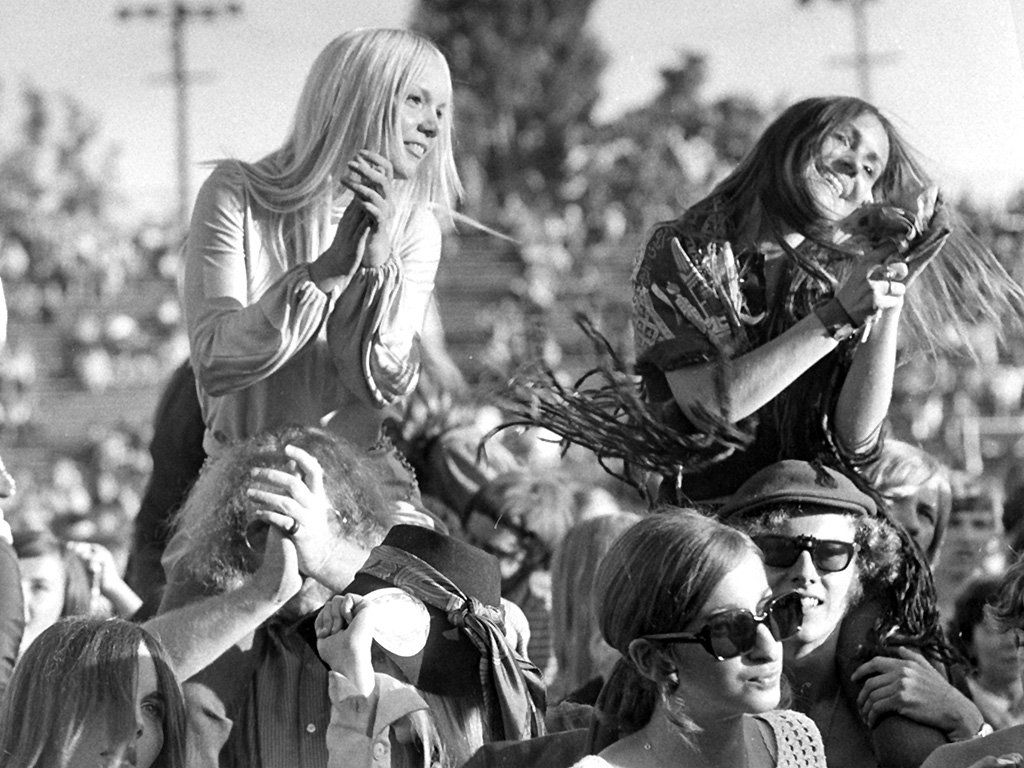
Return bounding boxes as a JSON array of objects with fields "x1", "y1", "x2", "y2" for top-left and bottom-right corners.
[{"x1": 1, "y1": 0, "x2": 1022, "y2": 220}]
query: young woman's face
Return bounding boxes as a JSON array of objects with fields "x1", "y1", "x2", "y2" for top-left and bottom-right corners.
[
  {"x1": 764, "y1": 514, "x2": 860, "y2": 658},
  {"x1": 19, "y1": 553, "x2": 66, "y2": 652},
  {"x1": 668, "y1": 549, "x2": 784, "y2": 722},
  {"x1": 391, "y1": 55, "x2": 451, "y2": 181},
  {"x1": 68, "y1": 644, "x2": 166, "y2": 768},
  {"x1": 806, "y1": 111, "x2": 890, "y2": 220}
]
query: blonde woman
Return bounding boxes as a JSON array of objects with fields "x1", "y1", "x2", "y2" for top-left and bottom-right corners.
[{"x1": 183, "y1": 27, "x2": 461, "y2": 458}]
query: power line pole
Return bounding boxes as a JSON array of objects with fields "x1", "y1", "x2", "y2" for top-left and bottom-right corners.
[
  {"x1": 800, "y1": 0, "x2": 900, "y2": 102},
  {"x1": 850, "y1": 0, "x2": 873, "y2": 101},
  {"x1": 116, "y1": 2, "x2": 243, "y2": 229}
]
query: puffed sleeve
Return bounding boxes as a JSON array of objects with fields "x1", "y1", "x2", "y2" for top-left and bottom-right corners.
[
  {"x1": 326, "y1": 671, "x2": 431, "y2": 768},
  {"x1": 0, "y1": 538, "x2": 23, "y2": 697},
  {"x1": 632, "y1": 223, "x2": 751, "y2": 375},
  {"x1": 182, "y1": 163, "x2": 335, "y2": 397},
  {"x1": 326, "y1": 206, "x2": 442, "y2": 407}
]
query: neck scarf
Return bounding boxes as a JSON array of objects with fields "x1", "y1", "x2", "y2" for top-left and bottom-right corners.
[{"x1": 358, "y1": 544, "x2": 547, "y2": 741}]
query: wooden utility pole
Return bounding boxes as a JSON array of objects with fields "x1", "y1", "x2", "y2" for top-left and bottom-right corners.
[
  {"x1": 850, "y1": 0, "x2": 873, "y2": 101},
  {"x1": 800, "y1": 0, "x2": 900, "y2": 101},
  {"x1": 116, "y1": 2, "x2": 243, "y2": 229}
]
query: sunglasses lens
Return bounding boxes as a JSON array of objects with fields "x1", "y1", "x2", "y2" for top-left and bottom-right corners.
[
  {"x1": 756, "y1": 536, "x2": 799, "y2": 569},
  {"x1": 707, "y1": 612, "x2": 758, "y2": 659},
  {"x1": 813, "y1": 541, "x2": 854, "y2": 572},
  {"x1": 768, "y1": 592, "x2": 804, "y2": 640}
]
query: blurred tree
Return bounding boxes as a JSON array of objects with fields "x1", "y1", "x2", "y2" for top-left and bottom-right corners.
[
  {"x1": 566, "y1": 51, "x2": 769, "y2": 245},
  {"x1": 411, "y1": 0, "x2": 608, "y2": 221},
  {"x1": 0, "y1": 83, "x2": 138, "y2": 321}
]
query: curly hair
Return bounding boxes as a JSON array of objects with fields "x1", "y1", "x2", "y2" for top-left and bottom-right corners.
[
  {"x1": 732, "y1": 504, "x2": 902, "y2": 602},
  {"x1": 171, "y1": 425, "x2": 389, "y2": 590}
]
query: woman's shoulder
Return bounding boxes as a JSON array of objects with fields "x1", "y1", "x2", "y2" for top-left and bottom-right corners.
[
  {"x1": 192, "y1": 161, "x2": 249, "y2": 219},
  {"x1": 752, "y1": 709, "x2": 827, "y2": 768},
  {"x1": 568, "y1": 756, "x2": 613, "y2": 768}
]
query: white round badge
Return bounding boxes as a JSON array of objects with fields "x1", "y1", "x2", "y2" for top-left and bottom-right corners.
[{"x1": 363, "y1": 588, "x2": 430, "y2": 657}]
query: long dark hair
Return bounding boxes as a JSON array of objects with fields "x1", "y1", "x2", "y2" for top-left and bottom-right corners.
[
  {"x1": 702, "y1": 96, "x2": 925, "y2": 244},
  {"x1": 0, "y1": 616, "x2": 187, "y2": 768},
  {"x1": 683, "y1": 95, "x2": 1024, "y2": 357},
  {"x1": 590, "y1": 509, "x2": 760, "y2": 745}
]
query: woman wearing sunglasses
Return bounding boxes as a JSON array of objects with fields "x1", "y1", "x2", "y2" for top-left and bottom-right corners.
[
  {"x1": 722, "y1": 459, "x2": 985, "y2": 768},
  {"x1": 575, "y1": 508, "x2": 825, "y2": 768}
]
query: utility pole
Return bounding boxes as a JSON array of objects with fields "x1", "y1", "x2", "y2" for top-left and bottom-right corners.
[
  {"x1": 800, "y1": 0, "x2": 900, "y2": 102},
  {"x1": 850, "y1": 0, "x2": 873, "y2": 102},
  {"x1": 116, "y1": 2, "x2": 243, "y2": 229}
]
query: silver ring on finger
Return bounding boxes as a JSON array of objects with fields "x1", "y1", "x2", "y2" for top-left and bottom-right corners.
[{"x1": 285, "y1": 518, "x2": 301, "y2": 537}]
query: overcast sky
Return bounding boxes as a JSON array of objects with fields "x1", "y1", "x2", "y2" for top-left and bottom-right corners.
[{"x1": 2, "y1": 0, "x2": 1022, "y2": 218}]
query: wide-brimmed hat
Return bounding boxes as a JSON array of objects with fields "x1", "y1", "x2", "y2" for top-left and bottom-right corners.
[
  {"x1": 718, "y1": 459, "x2": 876, "y2": 520},
  {"x1": 342, "y1": 524, "x2": 502, "y2": 696}
]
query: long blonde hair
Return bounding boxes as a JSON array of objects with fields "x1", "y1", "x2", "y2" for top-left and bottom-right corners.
[{"x1": 227, "y1": 28, "x2": 461, "y2": 272}]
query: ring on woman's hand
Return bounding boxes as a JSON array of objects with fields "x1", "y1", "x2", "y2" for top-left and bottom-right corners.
[{"x1": 285, "y1": 518, "x2": 301, "y2": 537}]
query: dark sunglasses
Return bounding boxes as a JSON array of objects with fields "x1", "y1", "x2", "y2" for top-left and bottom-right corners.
[
  {"x1": 641, "y1": 591, "x2": 803, "y2": 661},
  {"x1": 753, "y1": 534, "x2": 858, "y2": 573}
]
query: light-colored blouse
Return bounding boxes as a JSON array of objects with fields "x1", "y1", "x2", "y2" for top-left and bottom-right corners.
[{"x1": 182, "y1": 162, "x2": 442, "y2": 454}]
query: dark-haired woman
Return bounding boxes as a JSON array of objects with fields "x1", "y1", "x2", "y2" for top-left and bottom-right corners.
[
  {"x1": 577, "y1": 509, "x2": 823, "y2": 768},
  {"x1": 633, "y1": 96, "x2": 1022, "y2": 505},
  {"x1": 0, "y1": 616, "x2": 187, "y2": 768}
]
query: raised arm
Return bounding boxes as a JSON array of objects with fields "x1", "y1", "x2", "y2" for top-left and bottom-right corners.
[
  {"x1": 635, "y1": 228, "x2": 891, "y2": 426},
  {"x1": 182, "y1": 164, "x2": 338, "y2": 397},
  {"x1": 143, "y1": 527, "x2": 301, "y2": 680},
  {"x1": 325, "y1": 203, "x2": 442, "y2": 407},
  {"x1": 832, "y1": 276, "x2": 904, "y2": 454}
]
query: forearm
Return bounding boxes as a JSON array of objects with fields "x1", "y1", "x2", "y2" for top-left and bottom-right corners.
[
  {"x1": 187, "y1": 264, "x2": 333, "y2": 396},
  {"x1": 833, "y1": 307, "x2": 901, "y2": 453},
  {"x1": 104, "y1": 580, "x2": 144, "y2": 619},
  {"x1": 665, "y1": 311, "x2": 840, "y2": 422},
  {"x1": 309, "y1": 245, "x2": 362, "y2": 294},
  {"x1": 143, "y1": 579, "x2": 289, "y2": 680}
]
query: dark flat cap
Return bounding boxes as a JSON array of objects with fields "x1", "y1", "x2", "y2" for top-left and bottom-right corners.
[{"x1": 718, "y1": 459, "x2": 876, "y2": 519}]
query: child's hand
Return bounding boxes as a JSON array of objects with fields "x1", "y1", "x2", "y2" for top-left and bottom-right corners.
[{"x1": 316, "y1": 594, "x2": 379, "y2": 697}]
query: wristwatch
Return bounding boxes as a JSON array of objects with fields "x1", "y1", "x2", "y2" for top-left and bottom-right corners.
[{"x1": 814, "y1": 298, "x2": 858, "y2": 341}]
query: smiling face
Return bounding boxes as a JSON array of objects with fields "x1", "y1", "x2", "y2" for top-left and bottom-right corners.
[
  {"x1": 391, "y1": 54, "x2": 451, "y2": 181},
  {"x1": 764, "y1": 514, "x2": 860, "y2": 658},
  {"x1": 665, "y1": 549, "x2": 784, "y2": 723},
  {"x1": 66, "y1": 644, "x2": 166, "y2": 768},
  {"x1": 805, "y1": 111, "x2": 890, "y2": 221}
]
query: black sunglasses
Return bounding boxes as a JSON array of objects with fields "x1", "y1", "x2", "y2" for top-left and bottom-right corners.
[
  {"x1": 753, "y1": 534, "x2": 858, "y2": 573},
  {"x1": 641, "y1": 591, "x2": 803, "y2": 661}
]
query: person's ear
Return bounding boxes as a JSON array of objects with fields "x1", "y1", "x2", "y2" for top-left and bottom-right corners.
[{"x1": 627, "y1": 638, "x2": 677, "y2": 686}]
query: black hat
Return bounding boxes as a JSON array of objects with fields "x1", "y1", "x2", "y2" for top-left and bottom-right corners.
[
  {"x1": 719, "y1": 460, "x2": 876, "y2": 520},
  {"x1": 343, "y1": 524, "x2": 502, "y2": 696}
]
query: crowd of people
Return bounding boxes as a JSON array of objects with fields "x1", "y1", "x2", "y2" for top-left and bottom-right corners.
[{"x1": 2, "y1": 24, "x2": 1024, "y2": 768}]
